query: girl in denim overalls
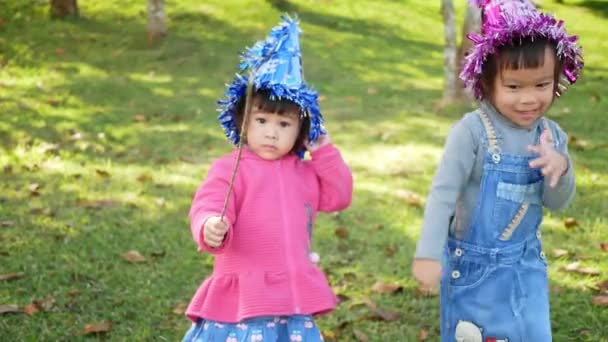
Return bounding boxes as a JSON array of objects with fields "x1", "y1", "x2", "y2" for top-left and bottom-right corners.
[{"x1": 412, "y1": 1, "x2": 584, "y2": 341}]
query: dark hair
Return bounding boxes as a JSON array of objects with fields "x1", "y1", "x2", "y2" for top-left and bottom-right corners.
[
  {"x1": 480, "y1": 37, "x2": 564, "y2": 98},
  {"x1": 234, "y1": 89, "x2": 310, "y2": 154}
]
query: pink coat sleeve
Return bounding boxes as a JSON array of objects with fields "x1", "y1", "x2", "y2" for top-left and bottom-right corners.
[
  {"x1": 309, "y1": 144, "x2": 353, "y2": 212},
  {"x1": 189, "y1": 156, "x2": 237, "y2": 254}
]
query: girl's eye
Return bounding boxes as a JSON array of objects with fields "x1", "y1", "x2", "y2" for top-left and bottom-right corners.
[
  {"x1": 506, "y1": 84, "x2": 519, "y2": 90},
  {"x1": 537, "y1": 82, "x2": 551, "y2": 88},
  {"x1": 280, "y1": 121, "x2": 291, "y2": 128},
  {"x1": 255, "y1": 118, "x2": 266, "y2": 124}
]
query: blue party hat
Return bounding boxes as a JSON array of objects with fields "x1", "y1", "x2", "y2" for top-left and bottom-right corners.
[{"x1": 217, "y1": 15, "x2": 325, "y2": 153}]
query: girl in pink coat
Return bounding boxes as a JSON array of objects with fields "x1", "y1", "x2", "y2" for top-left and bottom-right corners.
[{"x1": 182, "y1": 15, "x2": 353, "y2": 342}]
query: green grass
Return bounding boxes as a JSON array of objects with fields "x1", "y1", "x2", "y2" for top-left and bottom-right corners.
[{"x1": 1, "y1": 0, "x2": 607, "y2": 340}]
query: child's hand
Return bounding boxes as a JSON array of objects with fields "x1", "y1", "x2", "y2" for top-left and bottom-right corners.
[
  {"x1": 412, "y1": 258, "x2": 442, "y2": 291},
  {"x1": 528, "y1": 130, "x2": 569, "y2": 188},
  {"x1": 305, "y1": 133, "x2": 331, "y2": 153},
  {"x1": 203, "y1": 216, "x2": 230, "y2": 248}
]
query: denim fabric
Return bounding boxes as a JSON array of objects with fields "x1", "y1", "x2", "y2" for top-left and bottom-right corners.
[{"x1": 440, "y1": 113, "x2": 553, "y2": 342}]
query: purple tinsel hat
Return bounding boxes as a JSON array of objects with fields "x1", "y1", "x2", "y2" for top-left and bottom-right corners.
[{"x1": 461, "y1": 0, "x2": 584, "y2": 99}]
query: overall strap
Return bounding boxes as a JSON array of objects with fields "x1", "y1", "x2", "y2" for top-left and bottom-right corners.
[{"x1": 478, "y1": 110, "x2": 501, "y2": 164}]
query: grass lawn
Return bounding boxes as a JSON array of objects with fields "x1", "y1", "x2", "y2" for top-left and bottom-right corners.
[{"x1": 1, "y1": 0, "x2": 607, "y2": 340}]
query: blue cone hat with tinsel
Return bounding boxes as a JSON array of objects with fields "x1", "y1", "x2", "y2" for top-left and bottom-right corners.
[{"x1": 217, "y1": 15, "x2": 325, "y2": 154}]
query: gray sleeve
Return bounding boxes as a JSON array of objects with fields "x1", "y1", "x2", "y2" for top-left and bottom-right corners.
[
  {"x1": 415, "y1": 118, "x2": 478, "y2": 260},
  {"x1": 542, "y1": 123, "x2": 576, "y2": 211}
]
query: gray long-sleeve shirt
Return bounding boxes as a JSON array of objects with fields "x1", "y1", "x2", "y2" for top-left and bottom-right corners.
[{"x1": 415, "y1": 101, "x2": 575, "y2": 260}]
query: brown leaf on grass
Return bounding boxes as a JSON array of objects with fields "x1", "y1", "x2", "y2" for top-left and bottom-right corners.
[
  {"x1": 136, "y1": 173, "x2": 153, "y2": 183},
  {"x1": 564, "y1": 217, "x2": 578, "y2": 229},
  {"x1": 0, "y1": 305, "x2": 20, "y2": 314},
  {"x1": 134, "y1": 114, "x2": 146, "y2": 122},
  {"x1": 597, "y1": 280, "x2": 608, "y2": 293},
  {"x1": 28, "y1": 183, "x2": 41, "y2": 196},
  {"x1": 335, "y1": 227, "x2": 349, "y2": 239},
  {"x1": 95, "y1": 169, "x2": 110, "y2": 178},
  {"x1": 67, "y1": 289, "x2": 81, "y2": 296},
  {"x1": 55, "y1": 48, "x2": 65, "y2": 55},
  {"x1": 600, "y1": 243, "x2": 608, "y2": 252},
  {"x1": 77, "y1": 199, "x2": 120, "y2": 209},
  {"x1": 172, "y1": 303, "x2": 187, "y2": 315},
  {"x1": 0, "y1": 273, "x2": 24, "y2": 281},
  {"x1": 83, "y1": 321, "x2": 112, "y2": 335},
  {"x1": 362, "y1": 297, "x2": 401, "y2": 321},
  {"x1": 561, "y1": 262, "x2": 600, "y2": 276},
  {"x1": 344, "y1": 96, "x2": 356, "y2": 103},
  {"x1": 385, "y1": 245, "x2": 397, "y2": 257},
  {"x1": 321, "y1": 330, "x2": 337, "y2": 342},
  {"x1": 33, "y1": 296, "x2": 56, "y2": 311},
  {"x1": 23, "y1": 304, "x2": 39, "y2": 315},
  {"x1": 552, "y1": 249, "x2": 569, "y2": 258},
  {"x1": 568, "y1": 135, "x2": 589, "y2": 151},
  {"x1": 394, "y1": 190, "x2": 424, "y2": 208},
  {"x1": 418, "y1": 329, "x2": 429, "y2": 340},
  {"x1": 121, "y1": 250, "x2": 146, "y2": 263},
  {"x1": 179, "y1": 155, "x2": 204, "y2": 164},
  {"x1": 592, "y1": 295, "x2": 608, "y2": 306},
  {"x1": 367, "y1": 87, "x2": 377, "y2": 95},
  {"x1": 343, "y1": 272, "x2": 357, "y2": 282},
  {"x1": 336, "y1": 293, "x2": 350, "y2": 303},
  {"x1": 0, "y1": 220, "x2": 15, "y2": 227},
  {"x1": 353, "y1": 328, "x2": 369, "y2": 342},
  {"x1": 371, "y1": 281, "x2": 403, "y2": 294},
  {"x1": 30, "y1": 207, "x2": 53, "y2": 216}
]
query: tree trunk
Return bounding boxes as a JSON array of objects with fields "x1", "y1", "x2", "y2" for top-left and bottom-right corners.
[
  {"x1": 147, "y1": 0, "x2": 167, "y2": 47},
  {"x1": 49, "y1": 0, "x2": 78, "y2": 19},
  {"x1": 441, "y1": 0, "x2": 458, "y2": 103},
  {"x1": 455, "y1": 5, "x2": 481, "y2": 100}
]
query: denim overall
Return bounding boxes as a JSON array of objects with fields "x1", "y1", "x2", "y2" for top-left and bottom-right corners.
[{"x1": 440, "y1": 110, "x2": 556, "y2": 342}]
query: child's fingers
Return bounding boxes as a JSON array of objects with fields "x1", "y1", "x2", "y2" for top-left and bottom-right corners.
[
  {"x1": 529, "y1": 155, "x2": 548, "y2": 168},
  {"x1": 527, "y1": 144, "x2": 543, "y2": 154},
  {"x1": 541, "y1": 164, "x2": 554, "y2": 176},
  {"x1": 549, "y1": 173, "x2": 560, "y2": 188}
]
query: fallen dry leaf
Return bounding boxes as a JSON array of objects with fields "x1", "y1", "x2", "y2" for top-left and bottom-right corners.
[
  {"x1": 353, "y1": 328, "x2": 369, "y2": 342},
  {"x1": 0, "y1": 220, "x2": 15, "y2": 227},
  {"x1": 55, "y1": 48, "x2": 65, "y2": 55},
  {"x1": 23, "y1": 304, "x2": 39, "y2": 315},
  {"x1": 95, "y1": 169, "x2": 110, "y2": 178},
  {"x1": 83, "y1": 321, "x2": 112, "y2": 335},
  {"x1": 136, "y1": 173, "x2": 153, "y2": 183},
  {"x1": 597, "y1": 280, "x2": 608, "y2": 293},
  {"x1": 592, "y1": 295, "x2": 608, "y2": 306},
  {"x1": 371, "y1": 281, "x2": 403, "y2": 295},
  {"x1": 362, "y1": 297, "x2": 401, "y2": 321},
  {"x1": 418, "y1": 329, "x2": 429, "y2": 340},
  {"x1": 564, "y1": 217, "x2": 578, "y2": 229},
  {"x1": 0, "y1": 273, "x2": 23, "y2": 281},
  {"x1": 172, "y1": 303, "x2": 187, "y2": 315},
  {"x1": 134, "y1": 114, "x2": 146, "y2": 122},
  {"x1": 28, "y1": 183, "x2": 41, "y2": 196},
  {"x1": 600, "y1": 242, "x2": 608, "y2": 252},
  {"x1": 384, "y1": 245, "x2": 397, "y2": 257},
  {"x1": 0, "y1": 305, "x2": 20, "y2": 314},
  {"x1": 561, "y1": 262, "x2": 600, "y2": 276},
  {"x1": 394, "y1": 190, "x2": 424, "y2": 208},
  {"x1": 121, "y1": 250, "x2": 146, "y2": 263},
  {"x1": 77, "y1": 199, "x2": 120, "y2": 209},
  {"x1": 33, "y1": 296, "x2": 56, "y2": 311},
  {"x1": 552, "y1": 249, "x2": 569, "y2": 258},
  {"x1": 335, "y1": 227, "x2": 349, "y2": 239},
  {"x1": 67, "y1": 289, "x2": 81, "y2": 296}
]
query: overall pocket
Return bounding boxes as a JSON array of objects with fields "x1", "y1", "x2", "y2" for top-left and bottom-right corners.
[{"x1": 493, "y1": 180, "x2": 543, "y2": 241}]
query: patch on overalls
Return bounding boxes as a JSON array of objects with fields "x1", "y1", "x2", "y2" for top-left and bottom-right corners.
[
  {"x1": 455, "y1": 321, "x2": 482, "y2": 342},
  {"x1": 454, "y1": 321, "x2": 509, "y2": 342}
]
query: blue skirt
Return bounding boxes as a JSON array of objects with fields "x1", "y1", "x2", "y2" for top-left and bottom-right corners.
[{"x1": 182, "y1": 315, "x2": 324, "y2": 342}]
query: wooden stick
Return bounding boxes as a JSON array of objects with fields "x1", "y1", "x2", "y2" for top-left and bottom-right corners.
[{"x1": 220, "y1": 72, "x2": 255, "y2": 221}]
